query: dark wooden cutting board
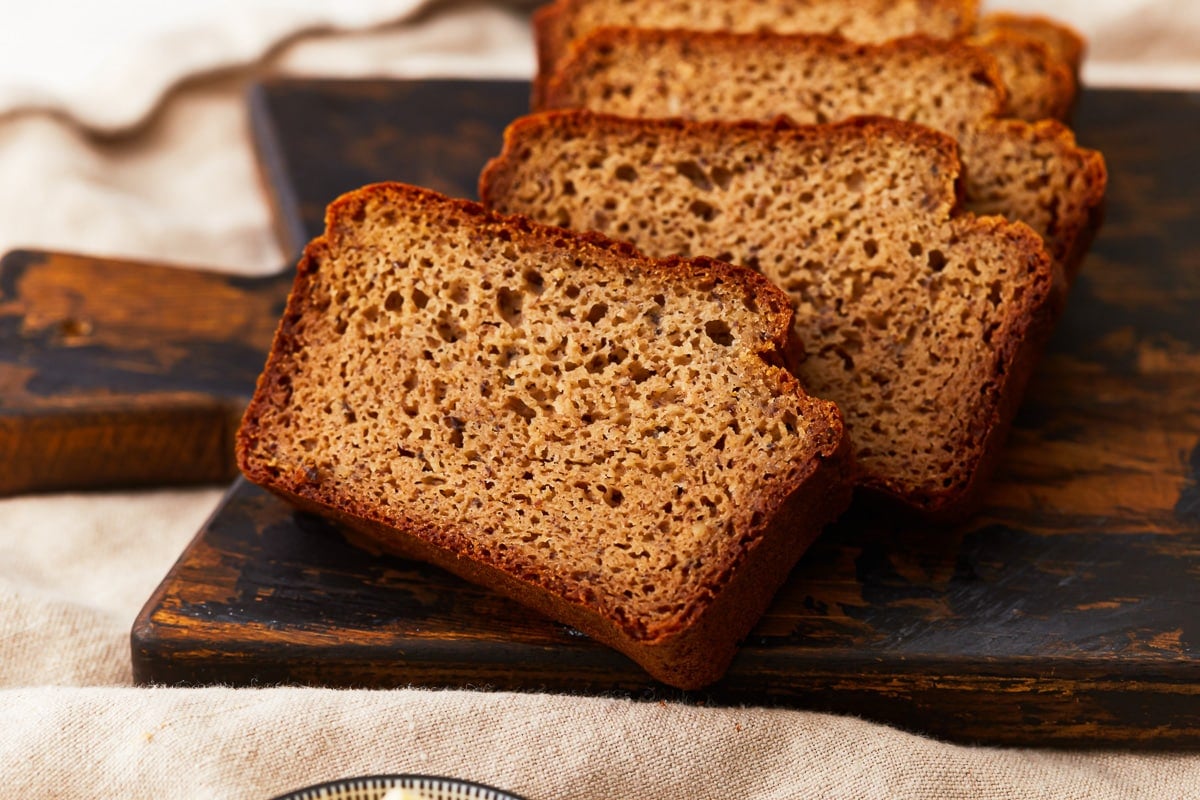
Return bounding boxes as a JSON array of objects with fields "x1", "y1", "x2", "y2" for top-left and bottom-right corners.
[{"x1": 125, "y1": 80, "x2": 1200, "y2": 748}]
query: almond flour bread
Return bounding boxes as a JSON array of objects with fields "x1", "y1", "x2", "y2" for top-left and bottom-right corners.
[
  {"x1": 531, "y1": 0, "x2": 979, "y2": 106},
  {"x1": 968, "y1": 26, "x2": 1077, "y2": 121},
  {"x1": 481, "y1": 114, "x2": 1055, "y2": 518},
  {"x1": 974, "y1": 12, "x2": 1086, "y2": 121},
  {"x1": 532, "y1": 0, "x2": 1078, "y2": 124},
  {"x1": 957, "y1": 118, "x2": 1104, "y2": 285},
  {"x1": 544, "y1": 31, "x2": 1005, "y2": 136},
  {"x1": 237, "y1": 182, "x2": 853, "y2": 690},
  {"x1": 979, "y1": 12, "x2": 1086, "y2": 78},
  {"x1": 538, "y1": 27, "x2": 1107, "y2": 282}
]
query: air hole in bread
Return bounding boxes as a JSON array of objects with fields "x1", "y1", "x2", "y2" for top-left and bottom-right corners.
[
  {"x1": 497, "y1": 287, "x2": 524, "y2": 326},
  {"x1": 704, "y1": 320, "x2": 733, "y2": 346},
  {"x1": 711, "y1": 165, "x2": 734, "y2": 190},
  {"x1": 675, "y1": 160, "x2": 712, "y2": 191},
  {"x1": 615, "y1": 164, "x2": 638, "y2": 181},
  {"x1": 504, "y1": 396, "x2": 537, "y2": 422},
  {"x1": 586, "y1": 303, "x2": 609, "y2": 324},
  {"x1": 524, "y1": 269, "x2": 545, "y2": 293},
  {"x1": 435, "y1": 314, "x2": 464, "y2": 343},
  {"x1": 689, "y1": 199, "x2": 719, "y2": 221},
  {"x1": 988, "y1": 280, "x2": 1004, "y2": 306}
]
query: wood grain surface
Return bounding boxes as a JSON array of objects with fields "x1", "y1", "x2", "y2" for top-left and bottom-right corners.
[
  {"x1": 0, "y1": 252, "x2": 289, "y2": 493},
  {"x1": 248, "y1": 79, "x2": 534, "y2": 260},
  {"x1": 133, "y1": 80, "x2": 1200, "y2": 747}
]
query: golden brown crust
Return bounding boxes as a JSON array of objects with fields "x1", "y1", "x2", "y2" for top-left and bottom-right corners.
[
  {"x1": 237, "y1": 181, "x2": 853, "y2": 688},
  {"x1": 532, "y1": 2, "x2": 569, "y2": 109},
  {"x1": 319, "y1": 183, "x2": 800, "y2": 343}
]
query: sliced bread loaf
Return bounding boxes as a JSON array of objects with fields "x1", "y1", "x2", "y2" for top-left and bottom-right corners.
[
  {"x1": 538, "y1": 27, "x2": 1106, "y2": 282},
  {"x1": 974, "y1": 12, "x2": 1086, "y2": 121},
  {"x1": 237, "y1": 182, "x2": 853, "y2": 689},
  {"x1": 968, "y1": 26, "x2": 1077, "y2": 122},
  {"x1": 532, "y1": 0, "x2": 1077, "y2": 123},
  {"x1": 532, "y1": 0, "x2": 979, "y2": 106},
  {"x1": 979, "y1": 12, "x2": 1086, "y2": 78},
  {"x1": 480, "y1": 113, "x2": 1055, "y2": 518},
  {"x1": 544, "y1": 31, "x2": 1006, "y2": 134}
]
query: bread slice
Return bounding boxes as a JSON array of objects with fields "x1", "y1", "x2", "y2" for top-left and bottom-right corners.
[
  {"x1": 544, "y1": 30, "x2": 1006, "y2": 135},
  {"x1": 979, "y1": 12, "x2": 1086, "y2": 77},
  {"x1": 973, "y1": 12, "x2": 1085, "y2": 121},
  {"x1": 968, "y1": 27, "x2": 1076, "y2": 122},
  {"x1": 531, "y1": 0, "x2": 978, "y2": 106},
  {"x1": 532, "y1": 0, "x2": 1078, "y2": 123},
  {"x1": 481, "y1": 113, "x2": 1055, "y2": 519},
  {"x1": 956, "y1": 119, "x2": 1105, "y2": 286},
  {"x1": 539, "y1": 27, "x2": 1106, "y2": 282},
  {"x1": 237, "y1": 182, "x2": 853, "y2": 690}
]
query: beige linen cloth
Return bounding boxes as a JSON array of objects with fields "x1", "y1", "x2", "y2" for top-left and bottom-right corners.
[{"x1": 0, "y1": 1, "x2": 1198, "y2": 797}]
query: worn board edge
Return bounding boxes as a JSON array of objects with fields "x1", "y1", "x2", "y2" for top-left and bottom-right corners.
[{"x1": 0, "y1": 249, "x2": 294, "y2": 494}]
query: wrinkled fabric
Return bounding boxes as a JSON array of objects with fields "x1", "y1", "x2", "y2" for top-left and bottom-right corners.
[{"x1": 3, "y1": 686, "x2": 1199, "y2": 799}]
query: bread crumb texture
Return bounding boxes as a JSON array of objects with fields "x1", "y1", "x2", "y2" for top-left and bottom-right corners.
[
  {"x1": 970, "y1": 28, "x2": 1076, "y2": 121},
  {"x1": 540, "y1": 28, "x2": 1106, "y2": 278},
  {"x1": 537, "y1": 0, "x2": 978, "y2": 85},
  {"x1": 482, "y1": 115, "x2": 1053, "y2": 513},
  {"x1": 238, "y1": 183, "x2": 845, "y2": 644},
  {"x1": 558, "y1": 0, "x2": 976, "y2": 41},
  {"x1": 544, "y1": 30, "x2": 1004, "y2": 135}
]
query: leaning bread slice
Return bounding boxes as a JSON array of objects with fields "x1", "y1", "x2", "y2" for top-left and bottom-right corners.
[
  {"x1": 968, "y1": 26, "x2": 1077, "y2": 122},
  {"x1": 481, "y1": 114, "x2": 1055, "y2": 519},
  {"x1": 543, "y1": 31, "x2": 1006, "y2": 136},
  {"x1": 540, "y1": 27, "x2": 1106, "y2": 283},
  {"x1": 237, "y1": 182, "x2": 852, "y2": 690},
  {"x1": 531, "y1": 0, "x2": 978, "y2": 106},
  {"x1": 978, "y1": 12, "x2": 1086, "y2": 78},
  {"x1": 532, "y1": 0, "x2": 1078, "y2": 123}
]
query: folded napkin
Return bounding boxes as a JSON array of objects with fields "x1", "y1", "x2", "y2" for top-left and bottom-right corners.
[
  {"x1": 1, "y1": 0, "x2": 433, "y2": 132},
  {"x1": 0, "y1": 2, "x2": 534, "y2": 270},
  {"x1": 4, "y1": 685, "x2": 1198, "y2": 799}
]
